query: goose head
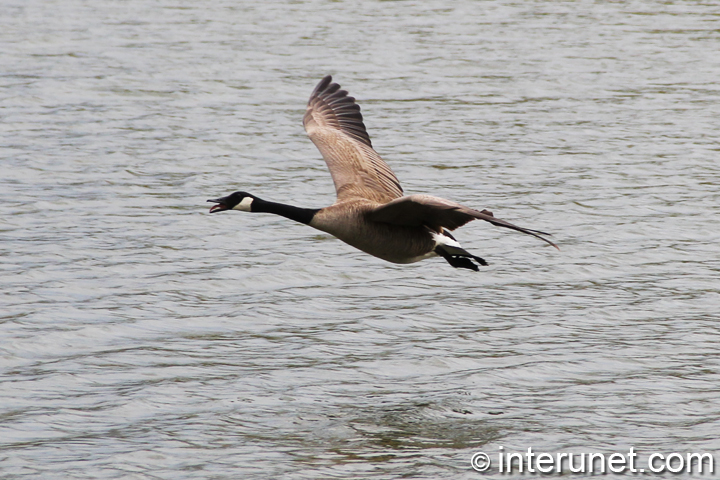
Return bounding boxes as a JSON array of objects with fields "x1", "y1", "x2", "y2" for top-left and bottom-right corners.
[{"x1": 207, "y1": 191, "x2": 256, "y2": 213}]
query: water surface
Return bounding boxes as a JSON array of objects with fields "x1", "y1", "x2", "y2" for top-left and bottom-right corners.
[{"x1": 2, "y1": 1, "x2": 719, "y2": 478}]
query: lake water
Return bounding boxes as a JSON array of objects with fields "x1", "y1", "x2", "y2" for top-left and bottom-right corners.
[{"x1": 2, "y1": 1, "x2": 719, "y2": 478}]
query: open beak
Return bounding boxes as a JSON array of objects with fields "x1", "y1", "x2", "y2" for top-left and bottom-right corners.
[{"x1": 207, "y1": 198, "x2": 229, "y2": 213}]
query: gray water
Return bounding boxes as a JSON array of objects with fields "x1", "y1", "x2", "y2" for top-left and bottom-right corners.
[{"x1": 2, "y1": 1, "x2": 720, "y2": 478}]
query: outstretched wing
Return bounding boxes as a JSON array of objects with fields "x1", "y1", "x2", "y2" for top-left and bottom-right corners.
[
  {"x1": 368, "y1": 195, "x2": 559, "y2": 249},
  {"x1": 303, "y1": 75, "x2": 403, "y2": 203}
]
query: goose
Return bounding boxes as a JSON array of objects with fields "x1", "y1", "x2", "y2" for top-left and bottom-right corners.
[{"x1": 208, "y1": 75, "x2": 558, "y2": 271}]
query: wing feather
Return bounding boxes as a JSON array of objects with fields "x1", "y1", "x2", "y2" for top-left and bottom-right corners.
[
  {"x1": 368, "y1": 195, "x2": 559, "y2": 249},
  {"x1": 303, "y1": 75, "x2": 403, "y2": 203}
]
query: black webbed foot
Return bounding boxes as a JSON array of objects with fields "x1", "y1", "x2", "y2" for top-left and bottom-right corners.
[
  {"x1": 448, "y1": 256, "x2": 480, "y2": 271},
  {"x1": 435, "y1": 246, "x2": 487, "y2": 271},
  {"x1": 471, "y1": 255, "x2": 488, "y2": 266}
]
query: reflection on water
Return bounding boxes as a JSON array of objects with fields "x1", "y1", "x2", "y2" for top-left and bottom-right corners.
[{"x1": 2, "y1": 0, "x2": 719, "y2": 478}]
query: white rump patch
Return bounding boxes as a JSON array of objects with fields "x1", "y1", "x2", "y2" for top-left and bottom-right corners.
[{"x1": 432, "y1": 231, "x2": 463, "y2": 250}]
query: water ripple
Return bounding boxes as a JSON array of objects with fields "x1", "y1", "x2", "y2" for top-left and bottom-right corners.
[{"x1": 3, "y1": 1, "x2": 720, "y2": 478}]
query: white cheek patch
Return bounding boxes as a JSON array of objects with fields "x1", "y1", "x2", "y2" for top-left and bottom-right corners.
[{"x1": 233, "y1": 197, "x2": 254, "y2": 212}]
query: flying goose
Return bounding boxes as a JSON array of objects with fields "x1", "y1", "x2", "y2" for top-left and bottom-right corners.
[{"x1": 208, "y1": 75, "x2": 557, "y2": 271}]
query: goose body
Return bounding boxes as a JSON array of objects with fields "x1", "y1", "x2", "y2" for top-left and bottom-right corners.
[
  {"x1": 208, "y1": 76, "x2": 557, "y2": 271},
  {"x1": 311, "y1": 199, "x2": 438, "y2": 264}
]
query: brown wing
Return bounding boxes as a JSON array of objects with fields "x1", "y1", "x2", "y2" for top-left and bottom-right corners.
[
  {"x1": 303, "y1": 75, "x2": 403, "y2": 203},
  {"x1": 368, "y1": 195, "x2": 559, "y2": 249}
]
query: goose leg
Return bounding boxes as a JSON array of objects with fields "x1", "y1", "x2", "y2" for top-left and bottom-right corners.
[{"x1": 435, "y1": 246, "x2": 487, "y2": 271}]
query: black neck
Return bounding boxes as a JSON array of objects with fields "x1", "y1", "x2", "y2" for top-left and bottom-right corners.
[{"x1": 253, "y1": 199, "x2": 319, "y2": 225}]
